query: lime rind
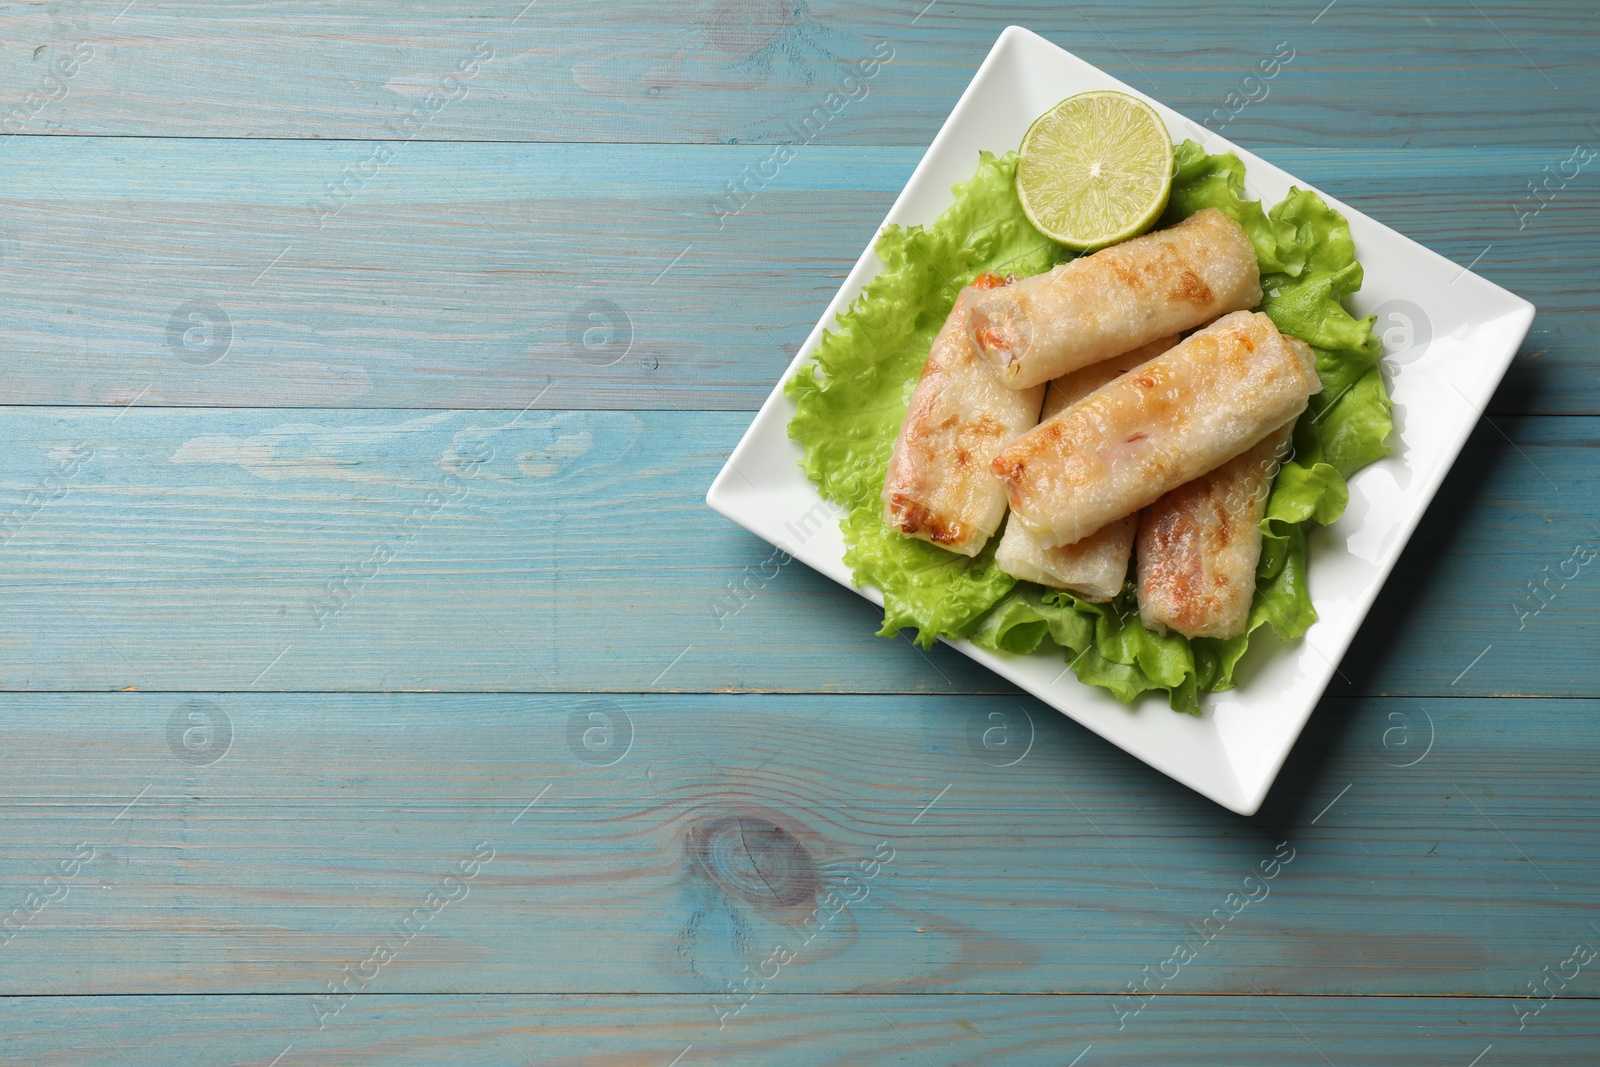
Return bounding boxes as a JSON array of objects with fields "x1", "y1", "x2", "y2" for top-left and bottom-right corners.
[{"x1": 1016, "y1": 90, "x2": 1175, "y2": 251}]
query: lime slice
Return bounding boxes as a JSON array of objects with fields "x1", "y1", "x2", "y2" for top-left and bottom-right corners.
[{"x1": 1016, "y1": 91, "x2": 1174, "y2": 251}]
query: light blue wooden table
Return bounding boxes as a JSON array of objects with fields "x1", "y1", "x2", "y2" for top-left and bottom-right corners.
[{"x1": 1, "y1": 2, "x2": 1596, "y2": 1063}]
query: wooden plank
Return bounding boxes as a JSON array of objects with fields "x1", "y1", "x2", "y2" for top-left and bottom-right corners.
[
  {"x1": 0, "y1": 408, "x2": 1593, "y2": 695},
  {"x1": 0, "y1": 0, "x2": 1591, "y2": 149},
  {"x1": 0, "y1": 138, "x2": 909, "y2": 412},
  {"x1": 2, "y1": 993, "x2": 1595, "y2": 1065},
  {"x1": 0, "y1": 692, "x2": 1595, "y2": 996},
  {"x1": 0, "y1": 406, "x2": 987, "y2": 694},
  {"x1": 0, "y1": 138, "x2": 1590, "y2": 412}
]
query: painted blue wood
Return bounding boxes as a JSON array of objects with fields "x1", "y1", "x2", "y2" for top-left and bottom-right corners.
[
  {"x1": 0, "y1": 0, "x2": 1591, "y2": 150},
  {"x1": 0, "y1": 993, "x2": 1593, "y2": 1065},
  {"x1": 0, "y1": 693, "x2": 1595, "y2": 998},
  {"x1": 0, "y1": 137, "x2": 1590, "y2": 412}
]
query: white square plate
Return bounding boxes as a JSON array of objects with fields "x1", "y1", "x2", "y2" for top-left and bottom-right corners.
[{"x1": 705, "y1": 26, "x2": 1534, "y2": 814}]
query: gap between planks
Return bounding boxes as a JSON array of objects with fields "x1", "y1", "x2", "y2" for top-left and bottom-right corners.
[{"x1": 5, "y1": 991, "x2": 1599, "y2": 1000}]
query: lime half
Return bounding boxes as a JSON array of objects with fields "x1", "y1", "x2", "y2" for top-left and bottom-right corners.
[{"x1": 1016, "y1": 91, "x2": 1174, "y2": 251}]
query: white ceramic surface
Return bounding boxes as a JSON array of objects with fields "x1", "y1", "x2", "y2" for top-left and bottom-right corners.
[{"x1": 705, "y1": 26, "x2": 1535, "y2": 814}]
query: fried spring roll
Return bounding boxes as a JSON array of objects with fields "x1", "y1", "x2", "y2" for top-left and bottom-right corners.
[
  {"x1": 989, "y1": 311, "x2": 1320, "y2": 548},
  {"x1": 993, "y1": 335, "x2": 1180, "y2": 600},
  {"x1": 881, "y1": 274, "x2": 1046, "y2": 556},
  {"x1": 1137, "y1": 421, "x2": 1296, "y2": 639},
  {"x1": 968, "y1": 208, "x2": 1263, "y2": 389}
]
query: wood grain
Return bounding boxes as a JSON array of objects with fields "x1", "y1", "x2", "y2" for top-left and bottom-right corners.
[
  {"x1": 0, "y1": 0, "x2": 1592, "y2": 149},
  {"x1": 0, "y1": 693, "x2": 1594, "y2": 997},
  {"x1": 0, "y1": 407, "x2": 1591, "y2": 695},
  {"x1": 1, "y1": 993, "x2": 1594, "y2": 1065},
  {"x1": 0, "y1": 138, "x2": 1591, "y2": 412},
  {"x1": 0, "y1": 138, "x2": 906, "y2": 412}
]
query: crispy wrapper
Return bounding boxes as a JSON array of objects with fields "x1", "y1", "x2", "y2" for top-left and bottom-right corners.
[
  {"x1": 1136, "y1": 421, "x2": 1297, "y2": 639},
  {"x1": 993, "y1": 335, "x2": 1180, "y2": 600},
  {"x1": 969, "y1": 209, "x2": 1262, "y2": 389},
  {"x1": 990, "y1": 311, "x2": 1320, "y2": 548},
  {"x1": 881, "y1": 275, "x2": 1046, "y2": 556}
]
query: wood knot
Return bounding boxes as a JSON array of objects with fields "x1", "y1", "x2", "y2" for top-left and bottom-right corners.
[{"x1": 686, "y1": 811, "x2": 820, "y2": 910}]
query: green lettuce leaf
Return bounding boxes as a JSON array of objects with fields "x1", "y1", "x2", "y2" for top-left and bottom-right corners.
[
  {"x1": 965, "y1": 580, "x2": 1095, "y2": 656},
  {"x1": 965, "y1": 583, "x2": 1203, "y2": 713},
  {"x1": 786, "y1": 140, "x2": 1394, "y2": 707},
  {"x1": 843, "y1": 507, "x2": 1017, "y2": 645},
  {"x1": 1164, "y1": 140, "x2": 1303, "y2": 278}
]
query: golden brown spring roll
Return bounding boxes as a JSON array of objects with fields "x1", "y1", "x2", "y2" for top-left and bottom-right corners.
[
  {"x1": 1137, "y1": 421, "x2": 1296, "y2": 639},
  {"x1": 993, "y1": 335, "x2": 1180, "y2": 600},
  {"x1": 968, "y1": 208, "x2": 1262, "y2": 389},
  {"x1": 989, "y1": 311, "x2": 1320, "y2": 548},
  {"x1": 881, "y1": 274, "x2": 1046, "y2": 556}
]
